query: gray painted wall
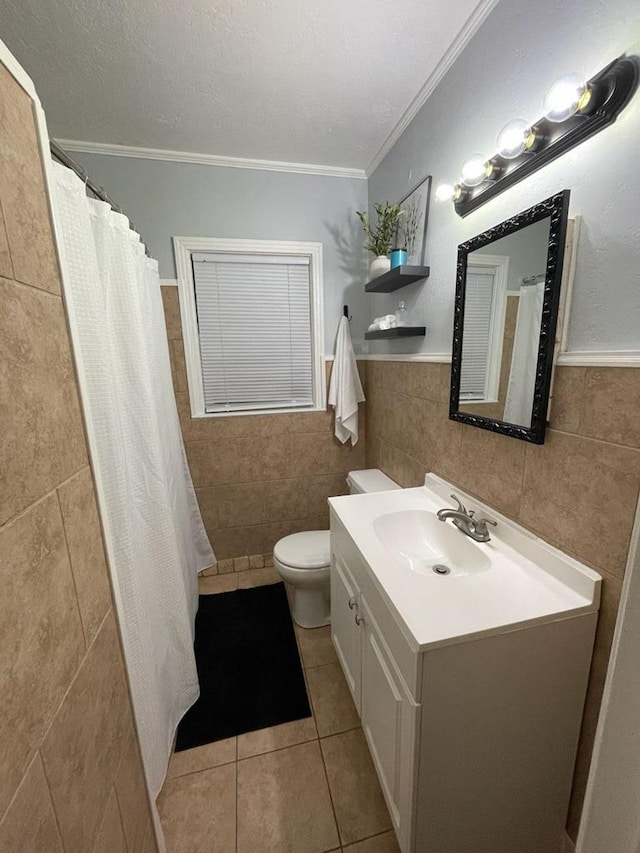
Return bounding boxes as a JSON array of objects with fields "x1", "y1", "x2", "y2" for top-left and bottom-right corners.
[
  {"x1": 368, "y1": 0, "x2": 640, "y2": 356},
  {"x1": 72, "y1": 153, "x2": 369, "y2": 353},
  {"x1": 475, "y1": 217, "x2": 550, "y2": 292}
]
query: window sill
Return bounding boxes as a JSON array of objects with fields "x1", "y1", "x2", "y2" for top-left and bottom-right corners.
[{"x1": 191, "y1": 405, "x2": 328, "y2": 419}]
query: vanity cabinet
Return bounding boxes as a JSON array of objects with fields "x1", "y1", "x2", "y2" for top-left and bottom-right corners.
[
  {"x1": 330, "y1": 553, "x2": 361, "y2": 710},
  {"x1": 330, "y1": 509, "x2": 597, "y2": 853},
  {"x1": 331, "y1": 533, "x2": 420, "y2": 852}
]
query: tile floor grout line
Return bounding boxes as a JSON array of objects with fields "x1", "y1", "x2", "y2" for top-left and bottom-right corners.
[
  {"x1": 317, "y1": 731, "x2": 344, "y2": 850},
  {"x1": 164, "y1": 756, "x2": 238, "y2": 782},
  {"x1": 236, "y1": 730, "x2": 318, "y2": 763}
]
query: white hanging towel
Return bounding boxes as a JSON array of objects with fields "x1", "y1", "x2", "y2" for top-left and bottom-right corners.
[{"x1": 328, "y1": 316, "x2": 365, "y2": 445}]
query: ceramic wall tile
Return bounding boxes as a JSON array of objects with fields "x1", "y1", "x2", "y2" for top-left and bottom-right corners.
[
  {"x1": 194, "y1": 485, "x2": 220, "y2": 531},
  {"x1": 263, "y1": 477, "x2": 309, "y2": 522},
  {"x1": 216, "y1": 483, "x2": 266, "y2": 528},
  {"x1": 382, "y1": 361, "x2": 408, "y2": 397},
  {"x1": 0, "y1": 493, "x2": 85, "y2": 816},
  {"x1": 307, "y1": 473, "x2": 349, "y2": 516},
  {"x1": 208, "y1": 523, "x2": 269, "y2": 561},
  {"x1": 186, "y1": 440, "x2": 239, "y2": 487},
  {"x1": 456, "y1": 424, "x2": 527, "y2": 517},
  {"x1": 0, "y1": 278, "x2": 88, "y2": 526},
  {"x1": 114, "y1": 735, "x2": 152, "y2": 853},
  {"x1": 57, "y1": 466, "x2": 111, "y2": 647},
  {"x1": 0, "y1": 755, "x2": 64, "y2": 853},
  {"x1": 379, "y1": 444, "x2": 424, "y2": 488},
  {"x1": 160, "y1": 286, "x2": 183, "y2": 340},
  {"x1": 41, "y1": 612, "x2": 132, "y2": 852},
  {"x1": 237, "y1": 435, "x2": 286, "y2": 482},
  {"x1": 549, "y1": 366, "x2": 586, "y2": 434},
  {"x1": 0, "y1": 201, "x2": 13, "y2": 279},
  {"x1": 521, "y1": 430, "x2": 640, "y2": 578},
  {"x1": 0, "y1": 66, "x2": 60, "y2": 294},
  {"x1": 580, "y1": 368, "x2": 640, "y2": 449},
  {"x1": 169, "y1": 339, "x2": 189, "y2": 396},
  {"x1": 406, "y1": 361, "x2": 449, "y2": 403},
  {"x1": 92, "y1": 788, "x2": 127, "y2": 853}
]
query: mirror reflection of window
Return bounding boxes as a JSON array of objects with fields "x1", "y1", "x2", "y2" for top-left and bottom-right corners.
[
  {"x1": 503, "y1": 275, "x2": 546, "y2": 425},
  {"x1": 460, "y1": 256, "x2": 509, "y2": 407},
  {"x1": 458, "y1": 216, "x2": 551, "y2": 428}
]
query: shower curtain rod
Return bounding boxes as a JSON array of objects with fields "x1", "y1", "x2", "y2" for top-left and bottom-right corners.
[
  {"x1": 50, "y1": 140, "x2": 150, "y2": 256},
  {"x1": 521, "y1": 274, "x2": 545, "y2": 286}
]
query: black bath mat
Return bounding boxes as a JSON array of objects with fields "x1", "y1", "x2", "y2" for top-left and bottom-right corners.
[{"x1": 175, "y1": 582, "x2": 311, "y2": 751}]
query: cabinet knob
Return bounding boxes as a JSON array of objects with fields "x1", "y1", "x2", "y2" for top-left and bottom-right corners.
[
  {"x1": 348, "y1": 596, "x2": 357, "y2": 610},
  {"x1": 355, "y1": 613, "x2": 364, "y2": 626}
]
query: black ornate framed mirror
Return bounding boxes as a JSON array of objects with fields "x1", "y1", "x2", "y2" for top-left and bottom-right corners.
[{"x1": 449, "y1": 190, "x2": 570, "y2": 444}]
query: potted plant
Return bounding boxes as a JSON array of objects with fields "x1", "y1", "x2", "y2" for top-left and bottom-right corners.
[{"x1": 356, "y1": 202, "x2": 404, "y2": 278}]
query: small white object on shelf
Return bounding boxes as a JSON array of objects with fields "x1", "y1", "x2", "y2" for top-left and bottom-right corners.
[
  {"x1": 368, "y1": 314, "x2": 397, "y2": 332},
  {"x1": 396, "y1": 300, "x2": 408, "y2": 327}
]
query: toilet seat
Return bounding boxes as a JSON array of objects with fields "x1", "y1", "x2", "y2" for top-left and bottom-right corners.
[{"x1": 274, "y1": 530, "x2": 331, "y2": 570}]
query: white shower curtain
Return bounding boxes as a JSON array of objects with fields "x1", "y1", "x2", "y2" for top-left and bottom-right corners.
[
  {"x1": 49, "y1": 163, "x2": 214, "y2": 811},
  {"x1": 503, "y1": 281, "x2": 545, "y2": 427}
]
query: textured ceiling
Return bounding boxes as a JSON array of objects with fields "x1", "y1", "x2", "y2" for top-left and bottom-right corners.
[{"x1": 1, "y1": 0, "x2": 491, "y2": 169}]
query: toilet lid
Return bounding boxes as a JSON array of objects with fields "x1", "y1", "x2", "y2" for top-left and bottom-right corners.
[{"x1": 274, "y1": 530, "x2": 331, "y2": 570}]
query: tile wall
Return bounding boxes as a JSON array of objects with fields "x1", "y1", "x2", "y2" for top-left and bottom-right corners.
[
  {"x1": 162, "y1": 286, "x2": 366, "y2": 562},
  {"x1": 0, "y1": 63, "x2": 155, "y2": 852},
  {"x1": 364, "y1": 358, "x2": 640, "y2": 838}
]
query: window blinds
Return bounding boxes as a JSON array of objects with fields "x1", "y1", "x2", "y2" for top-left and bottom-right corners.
[
  {"x1": 459, "y1": 268, "x2": 495, "y2": 401},
  {"x1": 191, "y1": 252, "x2": 314, "y2": 413}
]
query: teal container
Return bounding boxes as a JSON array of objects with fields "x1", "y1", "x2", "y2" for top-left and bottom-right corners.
[{"x1": 390, "y1": 248, "x2": 407, "y2": 268}]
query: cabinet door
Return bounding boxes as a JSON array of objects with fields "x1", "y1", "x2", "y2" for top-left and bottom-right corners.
[
  {"x1": 330, "y1": 550, "x2": 362, "y2": 713},
  {"x1": 361, "y1": 596, "x2": 420, "y2": 853}
]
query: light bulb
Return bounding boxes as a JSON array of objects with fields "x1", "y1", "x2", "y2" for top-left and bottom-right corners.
[
  {"x1": 496, "y1": 119, "x2": 530, "y2": 159},
  {"x1": 435, "y1": 183, "x2": 455, "y2": 202},
  {"x1": 543, "y1": 73, "x2": 590, "y2": 123},
  {"x1": 460, "y1": 154, "x2": 488, "y2": 188}
]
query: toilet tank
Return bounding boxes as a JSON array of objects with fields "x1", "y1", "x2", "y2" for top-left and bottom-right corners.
[{"x1": 346, "y1": 468, "x2": 402, "y2": 495}]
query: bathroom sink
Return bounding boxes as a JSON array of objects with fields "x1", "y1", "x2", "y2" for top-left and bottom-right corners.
[{"x1": 373, "y1": 509, "x2": 491, "y2": 577}]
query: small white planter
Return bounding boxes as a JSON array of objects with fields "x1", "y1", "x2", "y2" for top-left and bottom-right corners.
[{"x1": 369, "y1": 255, "x2": 391, "y2": 279}]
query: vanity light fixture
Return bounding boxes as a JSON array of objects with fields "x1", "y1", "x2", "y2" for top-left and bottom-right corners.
[
  {"x1": 542, "y1": 73, "x2": 591, "y2": 122},
  {"x1": 435, "y1": 182, "x2": 455, "y2": 202},
  {"x1": 496, "y1": 119, "x2": 531, "y2": 159},
  {"x1": 447, "y1": 54, "x2": 639, "y2": 217},
  {"x1": 460, "y1": 154, "x2": 489, "y2": 187}
]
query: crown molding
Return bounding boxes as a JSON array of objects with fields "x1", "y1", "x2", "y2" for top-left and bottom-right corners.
[
  {"x1": 365, "y1": 0, "x2": 500, "y2": 176},
  {"x1": 54, "y1": 138, "x2": 367, "y2": 180}
]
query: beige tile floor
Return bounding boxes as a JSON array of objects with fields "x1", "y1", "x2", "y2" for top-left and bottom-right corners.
[{"x1": 158, "y1": 572, "x2": 399, "y2": 853}]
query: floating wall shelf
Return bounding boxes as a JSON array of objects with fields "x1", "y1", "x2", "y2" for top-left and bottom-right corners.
[
  {"x1": 364, "y1": 326, "x2": 426, "y2": 340},
  {"x1": 365, "y1": 265, "x2": 430, "y2": 293}
]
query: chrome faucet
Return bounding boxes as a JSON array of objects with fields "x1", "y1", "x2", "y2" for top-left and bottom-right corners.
[{"x1": 437, "y1": 494, "x2": 497, "y2": 543}]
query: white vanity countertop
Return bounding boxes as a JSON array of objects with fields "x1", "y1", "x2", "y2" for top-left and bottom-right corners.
[{"x1": 328, "y1": 474, "x2": 601, "y2": 652}]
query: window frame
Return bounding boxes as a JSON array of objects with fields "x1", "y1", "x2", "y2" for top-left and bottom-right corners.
[
  {"x1": 173, "y1": 236, "x2": 325, "y2": 418},
  {"x1": 459, "y1": 253, "x2": 509, "y2": 404}
]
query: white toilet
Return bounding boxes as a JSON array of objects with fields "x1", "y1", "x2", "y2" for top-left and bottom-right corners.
[{"x1": 274, "y1": 468, "x2": 401, "y2": 628}]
